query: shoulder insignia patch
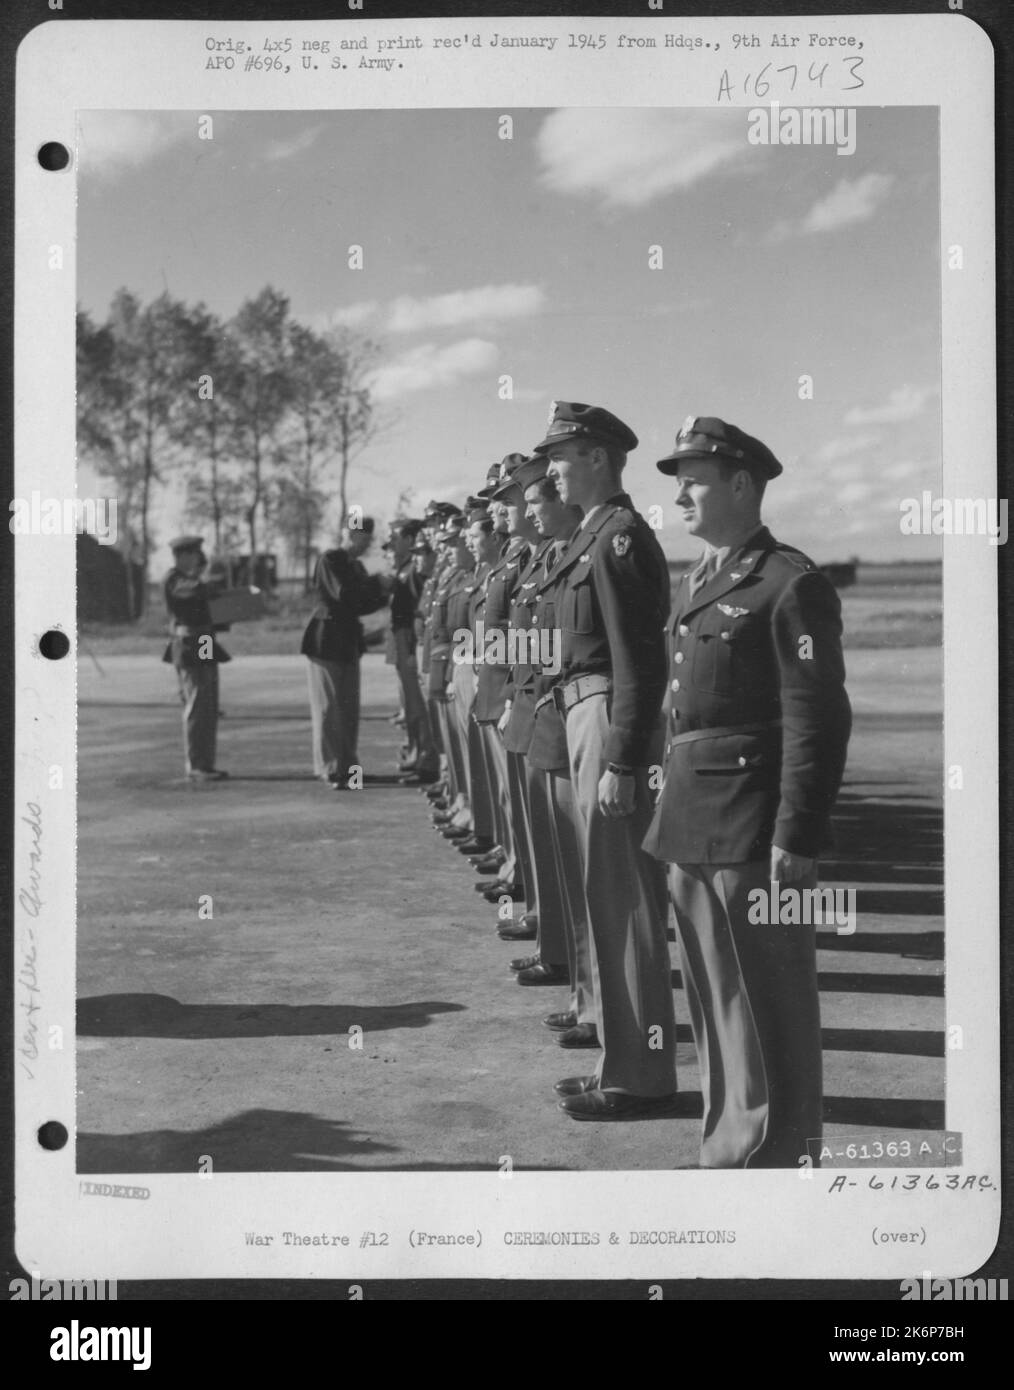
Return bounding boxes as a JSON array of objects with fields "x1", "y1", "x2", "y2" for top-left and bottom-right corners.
[{"x1": 612, "y1": 533, "x2": 632, "y2": 558}]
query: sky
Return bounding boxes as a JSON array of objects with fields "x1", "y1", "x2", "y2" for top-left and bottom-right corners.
[{"x1": 75, "y1": 106, "x2": 942, "y2": 568}]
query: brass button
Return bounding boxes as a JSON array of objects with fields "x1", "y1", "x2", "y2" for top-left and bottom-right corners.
[
  {"x1": 678, "y1": 624, "x2": 690, "y2": 636},
  {"x1": 720, "y1": 630, "x2": 731, "y2": 641},
  {"x1": 670, "y1": 679, "x2": 680, "y2": 693},
  {"x1": 674, "y1": 651, "x2": 685, "y2": 664},
  {"x1": 666, "y1": 742, "x2": 672, "y2": 755},
  {"x1": 738, "y1": 755, "x2": 747, "y2": 766}
]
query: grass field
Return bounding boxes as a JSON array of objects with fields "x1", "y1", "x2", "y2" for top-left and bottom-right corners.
[{"x1": 80, "y1": 570, "x2": 943, "y2": 657}]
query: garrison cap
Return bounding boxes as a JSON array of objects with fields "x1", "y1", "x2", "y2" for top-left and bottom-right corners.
[
  {"x1": 424, "y1": 499, "x2": 462, "y2": 521},
  {"x1": 477, "y1": 461, "x2": 507, "y2": 499},
  {"x1": 492, "y1": 453, "x2": 550, "y2": 499},
  {"x1": 435, "y1": 512, "x2": 467, "y2": 543},
  {"x1": 169, "y1": 534, "x2": 205, "y2": 554},
  {"x1": 531, "y1": 400, "x2": 638, "y2": 456},
  {"x1": 656, "y1": 416, "x2": 783, "y2": 479}
]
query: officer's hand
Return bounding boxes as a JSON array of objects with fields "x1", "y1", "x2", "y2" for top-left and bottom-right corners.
[
  {"x1": 497, "y1": 706, "x2": 511, "y2": 735},
  {"x1": 598, "y1": 768, "x2": 635, "y2": 818},
  {"x1": 770, "y1": 845, "x2": 817, "y2": 883}
]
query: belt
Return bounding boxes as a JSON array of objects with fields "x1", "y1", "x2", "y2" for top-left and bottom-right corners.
[
  {"x1": 534, "y1": 692, "x2": 557, "y2": 714},
  {"x1": 668, "y1": 719, "x2": 782, "y2": 748},
  {"x1": 554, "y1": 673, "x2": 612, "y2": 713}
]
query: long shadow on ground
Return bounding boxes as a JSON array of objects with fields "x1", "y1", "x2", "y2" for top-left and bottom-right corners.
[
  {"x1": 78, "y1": 994, "x2": 465, "y2": 1039},
  {"x1": 76, "y1": 1107, "x2": 571, "y2": 1172}
]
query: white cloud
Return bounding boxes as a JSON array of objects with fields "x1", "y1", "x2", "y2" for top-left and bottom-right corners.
[
  {"x1": 835, "y1": 481, "x2": 876, "y2": 505},
  {"x1": 76, "y1": 112, "x2": 193, "y2": 181},
  {"x1": 324, "y1": 301, "x2": 381, "y2": 330},
  {"x1": 536, "y1": 109, "x2": 747, "y2": 208},
  {"x1": 263, "y1": 126, "x2": 324, "y2": 161},
  {"x1": 368, "y1": 338, "x2": 498, "y2": 400},
  {"x1": 816, "y1": 432, "x2": 880, "y2": 463},
  {"x1": 801, "y1": 173, "x2": 894, "y2": 234},
  {"x1": 845, "y1": 385, "x2": 935, "y2": 426},
  {"x1": 883, "y1": 459, "x2": 932, "y2": 481},
  {"x1": 387, "y1": 284, "x2": 545, "y2": 333}
]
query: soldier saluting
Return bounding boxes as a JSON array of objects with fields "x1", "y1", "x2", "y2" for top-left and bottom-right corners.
[
  {"x1": 162, "y1": 535, "x2": 230, "y2": 782},
  {"x1": 642, "y1": 416, "x2": 852, "y2": 1168},
  {"x1": 532, "y1": 401, "x2": 678, "y2": 1121}
]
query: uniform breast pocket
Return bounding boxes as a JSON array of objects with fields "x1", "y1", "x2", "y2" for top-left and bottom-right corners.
[
  {"x1": 690, "y1": 610, "x2": 764, "y2": 693},
  {"x1": 560, "y1": 573, "x2": 595, "y2": 634}
]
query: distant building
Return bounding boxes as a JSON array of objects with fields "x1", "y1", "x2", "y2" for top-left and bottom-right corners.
[{"x1": 77, "y1": 534, "x2": 143, "y2": 623}]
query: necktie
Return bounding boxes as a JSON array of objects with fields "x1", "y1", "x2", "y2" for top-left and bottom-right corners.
[{"x1": 689, "y1": 551, "x2": 718, "y2": 596}]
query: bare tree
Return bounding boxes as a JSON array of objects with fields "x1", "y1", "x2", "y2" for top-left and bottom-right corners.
[{"x1": 76, "y1": 292, "x2": 189, "y2": 615}]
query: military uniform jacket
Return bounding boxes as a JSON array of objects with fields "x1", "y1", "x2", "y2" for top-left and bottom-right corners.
[
  {"x1": 537, "y1": 493, "x2": 670, "y2": 768},
  {"x1": 300, "y1": 548, "x2": 388, "y2": 663},
  {"x1": 390, "y1": 562, "x2": 423, "y2": 634},
  {"x1": 428, "y1": 563, "x2": 471, "y2": 695},
  {"x1": 161, "y1": 568, "x2": 230, "y2": 669},
  {"x1": 475, "y1": 537, "x2": 530, "y2": 724},
  {"x1": 502, "y1": 537, "x2": 554, "y2": 756},
  {"x1": 642, "y1": 526, "x2": 852, "y2": 864},
  {"x1": 416, "y1": 566, "x2": 441, "y2": 675}
]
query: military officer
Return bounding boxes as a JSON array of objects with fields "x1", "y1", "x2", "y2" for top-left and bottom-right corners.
[
  {"x1": 386, "y1": 518, "x2": 440, "y2": 784},
  {"x1": 522, "y1": 471, "x2": 598, "y2": 1034},
  {"x1": 474, "y1": 455, "x2": 541, "y2": 902},
  {"x1": 428, "y1": 513, "x2": 474, "y2": 833},
  {"x1": 533, "y1": 401, "x2": 678, "y2": 1120},
  {"x1": 162, "y1": 535, "x2": 230, "y2": 781},
  {"x1": 642, "y1": 416, "x2": 852, "y2": 1168},
  {"x1": 300, "y1": 516, "x2": 390, "y2": 788}
]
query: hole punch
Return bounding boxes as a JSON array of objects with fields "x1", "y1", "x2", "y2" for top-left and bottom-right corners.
[
  {"x1": 39, "y1": 630, "x2": 71, "y2": 660},
  {"x1": 37, "y1": 142, "x2": 70, "y2": 172},
  {"x1": 37, "y1": 1121, "x2": 68, "y2": 1151}
]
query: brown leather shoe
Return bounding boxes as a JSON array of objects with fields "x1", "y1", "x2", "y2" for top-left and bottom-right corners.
[
  {"x1": 509, "y1": 953, "x2": 541, "y2": 973},
  {"x1": 554, "y1": 1075, "x2": 598, "y2": 1097},
  {"x1": 517, "y1": 962, "x2": 568, "y2": 986},
  {"x1": 556, "y1": 1023, "x2": 600, "y2": 1048},
  {"x1": 559, "y1": 1089, "x2": 679, "y2": 1121},
  {"x1": 543, "y1": 1011, "x2": 577, "y2": 1031}
]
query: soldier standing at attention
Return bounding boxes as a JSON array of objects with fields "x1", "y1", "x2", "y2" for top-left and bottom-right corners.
[
  {"x1": 642, "y1": 417, "x2": 852, "y2": 1168},
  {"x1": 532, "y1": 401, "x2": 678, "y2": 1120},
  {"x1": 386, "y1": 518, "x2": 440, "y2": 785},
  {"x1": 162, "y1": 535, "x2": 230, "y2": 782}
]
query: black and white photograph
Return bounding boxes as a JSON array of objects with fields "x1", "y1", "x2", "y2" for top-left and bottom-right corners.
[{"x1": 10, "y1": 7, "x2": 1002, "y2": 1296}]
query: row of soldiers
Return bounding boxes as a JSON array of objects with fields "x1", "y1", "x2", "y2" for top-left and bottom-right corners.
[{"x1": 393, "y1": 401, "x2": 852, "y2": 1167}]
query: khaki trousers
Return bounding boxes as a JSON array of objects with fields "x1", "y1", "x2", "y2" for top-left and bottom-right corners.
[
  {"x1": 177, "y1": 662, "x2": 219, "y2": 774},
  {"x1": 393, "y1": 628, "x2": 438, "y2": 772},
  {"x1": 306, "y1": 657, "x2": 360, "y2": 778},
  {"x1": 668, "y1": 861, "x2": 823, "y2": 1169},
  {"x1": 547, "y1": 769, "x2": 596, "y2": 1025},
  {"x1": 566, "y1": 693, "x2": 676, "y2": 1096},
  {"x1": 480, "y1": 722, "x2": 515, "y2": 874}
]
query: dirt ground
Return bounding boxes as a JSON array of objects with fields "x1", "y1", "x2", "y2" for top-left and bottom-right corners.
[{"x1": 75, "y1": 647, "x2": 944, "y2": 1172}]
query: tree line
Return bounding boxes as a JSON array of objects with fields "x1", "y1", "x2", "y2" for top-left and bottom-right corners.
[{"x1": 77, "y1": 286, "x2": 380, "y2": 615}]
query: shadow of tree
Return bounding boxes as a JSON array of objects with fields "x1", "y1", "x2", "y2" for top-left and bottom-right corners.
[{"x1": 78, "y1": 994, "x2": 465, "y2": 1040}]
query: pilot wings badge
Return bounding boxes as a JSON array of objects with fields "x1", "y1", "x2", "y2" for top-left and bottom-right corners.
[{"x1": 717, "y1": 603, "x2": 750, "y2": 618}]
